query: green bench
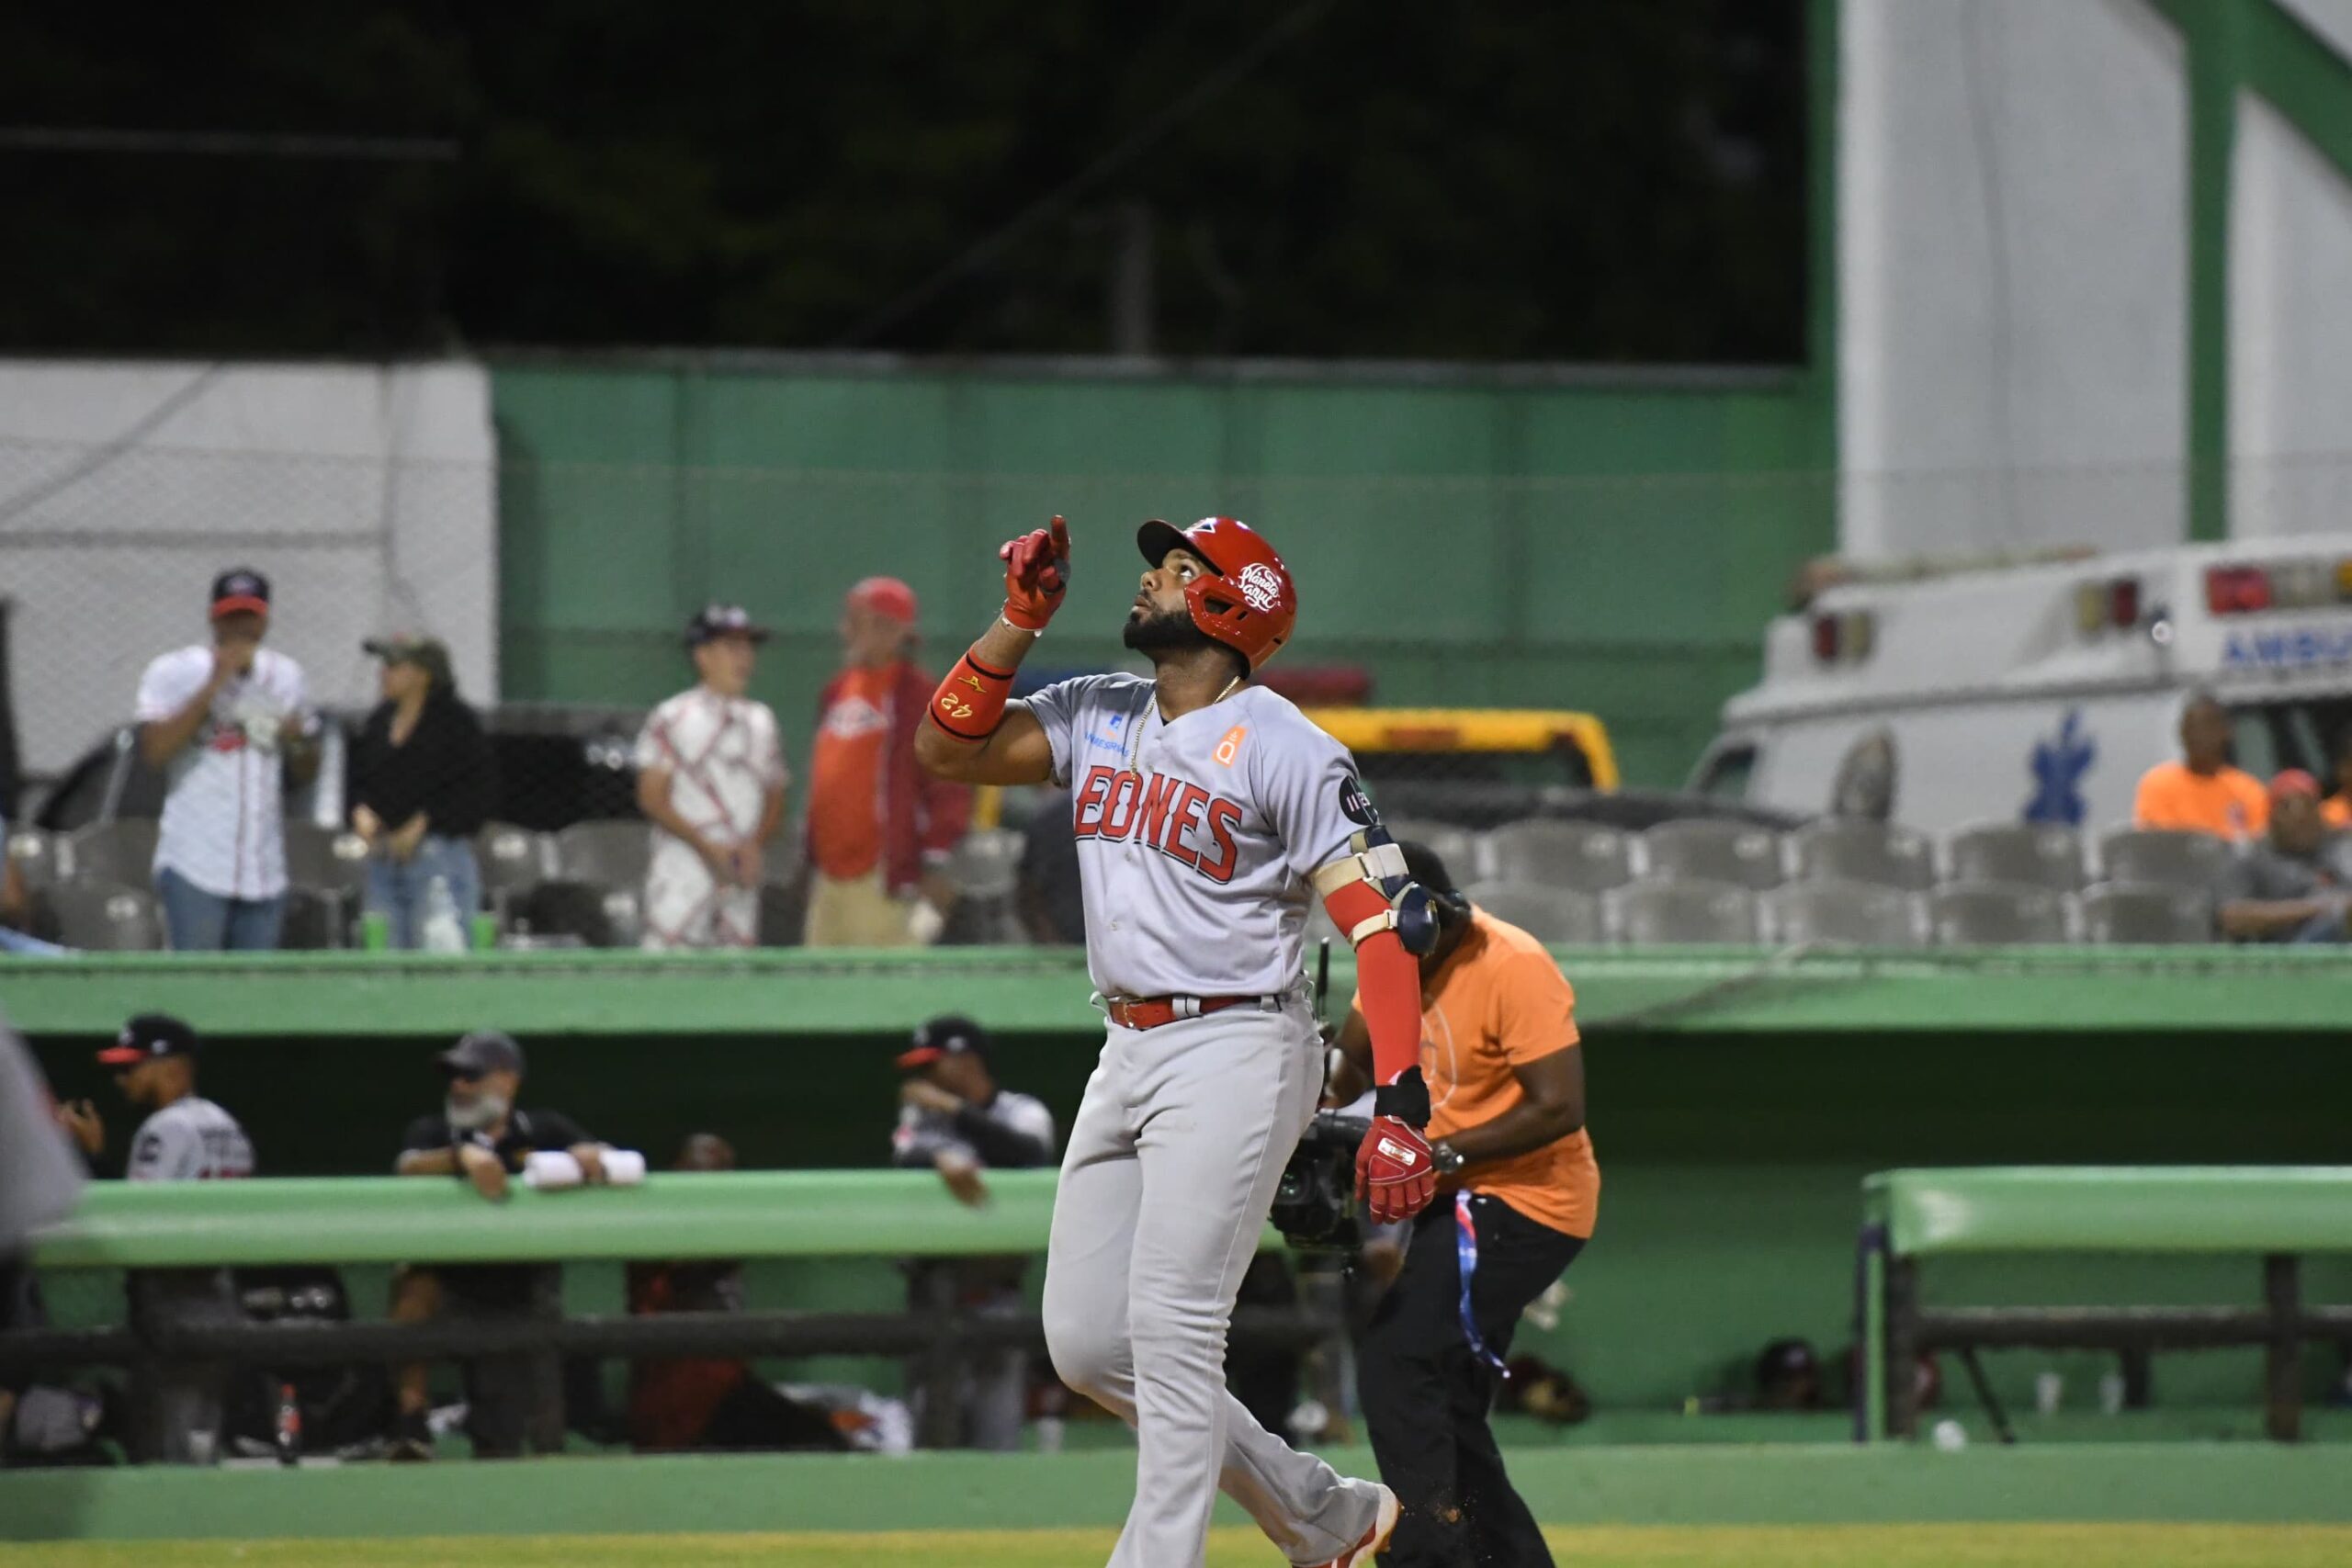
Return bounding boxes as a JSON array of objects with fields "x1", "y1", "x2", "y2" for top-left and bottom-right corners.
[{"x1": 1860, "y1": 1167, "x2": 2352, "y2": 1442}]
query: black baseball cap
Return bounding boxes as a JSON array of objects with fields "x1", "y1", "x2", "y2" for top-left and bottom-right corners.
[
  {"x1": 209, "y1": 568, "x2": 271, "y2": 619},
  {"x1": 897, "y1": 1015, "x2": 989, "y2": 1071},
  {"x1": 439, "y1": 1029, "x2": 525, "y2": 1078},
  {"x1": 97, "y1": 1014, "x2": 198, "y2": 1067},
  {"x1": 685, "y1": 604, "x2": 773, "y2": 648},
  {"x1": 1396, "y1": 840, "x2": 1461, "y2": 898}
]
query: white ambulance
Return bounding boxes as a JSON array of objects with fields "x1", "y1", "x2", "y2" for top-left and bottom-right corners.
[{"x1": 1689, "y1": 537, "x2": 2352, "y2": 833}]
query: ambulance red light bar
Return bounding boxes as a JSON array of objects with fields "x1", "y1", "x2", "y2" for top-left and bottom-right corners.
[
  {"x1": 2205, "y1": 565, "x2": 2271, "y2": 615},
  {"x1": 1810, "y1": 611, "x2": 1874, "y2": 664},
  {"x1": 2076, "y1": 578, "x2": 2143, "y2": 634}
]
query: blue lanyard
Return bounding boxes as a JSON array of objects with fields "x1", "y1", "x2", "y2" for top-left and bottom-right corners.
[{"x1": 1453, "y1": 1191, "x2": 1509, "y2": 1378}]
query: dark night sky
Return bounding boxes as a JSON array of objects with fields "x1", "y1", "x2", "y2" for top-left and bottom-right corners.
[{"x1": 0, "y1": 2, "x2": 1806, "y2": 362}]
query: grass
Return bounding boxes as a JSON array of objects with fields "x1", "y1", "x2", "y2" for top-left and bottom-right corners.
[{"x1": 7, "y1": 1525, "x2": 2352, "y2": 1568}]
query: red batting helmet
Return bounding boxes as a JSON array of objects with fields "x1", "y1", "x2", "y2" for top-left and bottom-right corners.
[{"x1": 1135, "y1": 516, "x2": 1296, "y2": 671}]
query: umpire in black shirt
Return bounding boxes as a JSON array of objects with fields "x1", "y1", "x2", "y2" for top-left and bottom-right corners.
[
  {"x1": 352, "y1": 637, "x2": 496, "y2": 948},
  {"x1": 389, "y1": 1030, "x2": 608, "y2": 1460}
]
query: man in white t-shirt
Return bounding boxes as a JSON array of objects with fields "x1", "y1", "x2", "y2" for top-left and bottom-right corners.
[
  {"x1": 634, "y1": 604, "x2": 789, "y2": 949},
  {"x1": 133, "y1": 569, "x2": 320, "y2": 951}
]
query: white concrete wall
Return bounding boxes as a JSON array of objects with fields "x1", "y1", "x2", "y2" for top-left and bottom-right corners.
[
  {"x1": 1840, "y1": 0, "x2": 2188, "y2": 558},
  {"x1": 2229, "y1": 92, "x2": 2352, "y2": 537},
  {"x1": 0, "y1": 361, "x2": 498, "y2": 777}
]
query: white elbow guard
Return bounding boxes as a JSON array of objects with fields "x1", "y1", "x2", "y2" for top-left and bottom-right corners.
[{"x1": 1310, "y1": 828, "x2": 1439, "y2": 955}]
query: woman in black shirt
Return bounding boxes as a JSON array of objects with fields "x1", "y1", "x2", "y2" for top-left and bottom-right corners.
[{"x1": 352, "y1": 637, "x2": 496, "y2": 948}]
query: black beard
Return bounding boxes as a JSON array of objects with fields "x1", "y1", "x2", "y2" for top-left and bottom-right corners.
[{"x1": 1122, "y1": 606, "x2": 1216, "y2": 654}]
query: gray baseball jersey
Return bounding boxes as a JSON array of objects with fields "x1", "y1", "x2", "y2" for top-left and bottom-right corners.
[
  {"x1": 1021, "y1": 674, "x2": 1372, "y2": 998},
  {"x1": 126, "y1": 1097, "x2": 254, "y2": 1182}
]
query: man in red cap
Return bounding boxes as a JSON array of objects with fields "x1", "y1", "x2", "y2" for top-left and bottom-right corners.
[
  {"x1": 804, "y1": 577, "x2": 970, "y2": 945},
  {"x1": 2218, "y1": 770, "x2": 2352, "y2": 942}
]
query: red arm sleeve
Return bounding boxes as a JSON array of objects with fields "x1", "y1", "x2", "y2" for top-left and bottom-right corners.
[{"x1": 1323, "y1": 879, "x2": 1422, "y2": 1091}]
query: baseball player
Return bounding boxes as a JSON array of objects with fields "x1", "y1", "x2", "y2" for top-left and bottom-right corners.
[
  {"x1": 914, "y1": 515, "x2": 1442, "y2": 1568},
  {"x1": 635, "y1": 604, "x2": 789, "y2": 949}
]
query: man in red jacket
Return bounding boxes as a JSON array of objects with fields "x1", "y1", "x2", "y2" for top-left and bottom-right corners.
[{"x1": 804, "y1": 578, "x2": 972, "y2": 945}]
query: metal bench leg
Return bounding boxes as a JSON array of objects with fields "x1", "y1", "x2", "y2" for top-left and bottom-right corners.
[
  {"x1": 1886, "y1": 1257, "x2": 1919, "y2": 1440},
  {"x1": 2265, "y1": 1254, "x2": 2301, "y2": 1443}
]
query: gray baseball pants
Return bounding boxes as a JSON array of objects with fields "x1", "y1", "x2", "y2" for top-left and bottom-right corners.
[{"x1": 1042, "y1": 997, "x2": 1385, "y2": 1567}]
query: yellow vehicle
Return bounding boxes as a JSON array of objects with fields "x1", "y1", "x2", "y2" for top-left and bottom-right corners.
[{"x1": 1301, "y1": 708, "x2": 1619, "y2": 825}]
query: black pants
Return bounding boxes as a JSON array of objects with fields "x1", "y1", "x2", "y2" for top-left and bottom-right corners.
[{"x1": 1359, "y1": 1194, "x2": 1584, "y2": 1568}]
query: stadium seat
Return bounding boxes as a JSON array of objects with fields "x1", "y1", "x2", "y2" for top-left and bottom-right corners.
[
  {"x1": 1943, "y1": 822, "x2": 2087, "y2": 892},
  {"x1": 284, "y1": 820, "x2": 369, "y2": 899},
  {"x1": 555, "y1": 820, "x2": 653, "y2": 892},
  {"x1": 517, "y1": 879, "x2": 630, "y2": 947},
  {"x1": 478, "y1": 823, "x2": 555, "y2": 900},
  {"x1": 1927, "y1": 881, "x2": 2073, "y2": 946},
  {"x1": 1789, "y1": 819, "x2": 1934, "y2": 891},
  {"x1": 278, "y1": 887, "x2": 347, "y2": 951},
  {"x1": 1763, "y1": 879, "x2": 1926, "y2": 947},
  {"x1": 1636, "y1": 820, "x2": 1784, "y2": 891},
  {"x1": 1480, "y1": 819, "x2": 1633, "y2": 894},
  {"x1": 2096, "y1": 828, "x2": 2237, "y2": 895},
  {"x1": 1460, "y1": 882, "x2": 1603, "y2": 943},
  {"x1": 1604, "y1": 877, "x2": 1760, "y2": 945},
  {"x1": 39, "y1": 881, "x2": 164, "y2": 951},
  {"x1": 6, "y1": 829, "x2": 60, "y2": 890},
  {"x1": 947, "y1": 829, "x2": 1024, "y2": 901},
  {"x1": 62, "y1": 818, "x2": 158, "y2": 889},
  {"x1": 2079, "y1": 881, "x2": 2214, "y2": 944},
  {"x1": 1383, "y1": 818, "x2": 1483, "y2": 884}
]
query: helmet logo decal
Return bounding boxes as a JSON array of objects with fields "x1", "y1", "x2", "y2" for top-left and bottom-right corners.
[{"x1": 1237, "y1": 560, "x2": 1284, "y2": 613}]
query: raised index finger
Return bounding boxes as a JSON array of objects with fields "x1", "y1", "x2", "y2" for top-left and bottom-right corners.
[{"x1": 1048, "y1": 514, "x2": 1070, "y2": 563}]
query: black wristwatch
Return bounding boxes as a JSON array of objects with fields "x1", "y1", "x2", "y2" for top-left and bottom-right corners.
[{"x1": 1430, "y1": 1140, "x2": 1465, "y2": 1176}]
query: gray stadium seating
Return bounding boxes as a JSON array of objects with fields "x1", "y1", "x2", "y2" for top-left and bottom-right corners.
[
  {"x1": 278, "y1": 887, "x2": 347, "y2": 951},
  {"x1": 1789, "y1": 819, "x2": 1934, "y2": 892},
  {"x1": 284, "y1": 821, "x2": 369, "y2": 898},
  {"x1": 1480, "y1": 819, "x2": 1633, "y2": 895},
  {"x1": 2079, "y1": 881, "x2": 2214, "y2": 944},
  {"x1": 1460, "y1": 882, "x2": 1603, "y2": 943},
  {"x1": 947, "y1": 829, "x2": 1023, "y2": 901},
  {"x1": 1943, "y1": 822, "x2": 2087, "y2": 892},
  {"x1": 1383, "y1": 818, "x2": 1482, "y2": 884},
  {"x1": 2096, "y1": 828, "x2": 2235, "y2": 896},
  {"x1": 6, "y1": 829, "x2": 60, "y2": 891},
  {"x1": 1927, "y1": 881, "x2": 2074, "y2": 946},
  {"x1": 556, "y1": 820, "x2": 652, "y2": 892},
  {"x1": 521, "y1": 880, "x2": 641, "y2": 948},
  {"x1": 62, "y1": 818, "x2": 158, "y2": 889},
  {"x1": 1636, "y1": 820, "x2": 1784, "y2": 891},
  {"x1": 1763, "y1": 879, "x2": 1927, "y2": 947},
  {"x1": 478, "y1": 823, "x2": 556, "y2": 901},
  {"x1": 1605, "y1": 877, "x2": 1761, "y2": 945},
  {"x1": 40, "y1": 881, "x2": 164, "y2": 951}
]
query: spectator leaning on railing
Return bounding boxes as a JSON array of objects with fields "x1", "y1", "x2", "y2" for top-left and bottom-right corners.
[
  {"x1": 134, "y1": 568, "x2": 320, "y2": 951},
  {"x1": 2132, "y1": 690, "x2": 2267, "y2": 841},
  {"x1": 388, "y1": 1030, "x2": 614, "y2": 1461},
  {"x1": 2218, "y1": 771, "x2": 2352, "y2": 944},
  {"x1": 890, "y1": 1015, "x2": 1057, "y2": 1450},
  {"x1": 53, "y1": 1014, "x2": 254, "y2": 1465},
  {"x1": 805, "y1": 578, "x2": 969, "y2": 947},
  {"x1": 351, "y1": 637, "x2": 496, "y2": 949}
]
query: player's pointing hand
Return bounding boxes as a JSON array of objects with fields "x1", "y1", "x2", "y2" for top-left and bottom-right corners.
[{"x1": 1001, "y1": 515, "x2": 1071, "y2": 632}]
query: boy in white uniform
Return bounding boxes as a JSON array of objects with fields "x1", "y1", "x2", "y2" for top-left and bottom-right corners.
[{"x1": 635, "y1": 604, "x2": 789, "y2": 949}]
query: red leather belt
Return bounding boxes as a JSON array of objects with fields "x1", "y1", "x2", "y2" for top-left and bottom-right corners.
[{"x1": 1104, "y1": 994, "x2": 1266, "y2": 1031}]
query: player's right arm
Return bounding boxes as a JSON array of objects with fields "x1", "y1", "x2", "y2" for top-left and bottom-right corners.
[
  {"x1": 136, "y1": 649, "x2": 232, "y2": 768},
  {"x1": 913, "y1": 515, "x2": 1069, "y2": 787}
]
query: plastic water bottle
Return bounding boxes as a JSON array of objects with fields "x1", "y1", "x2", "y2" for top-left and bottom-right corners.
[
  {"x1": 421, "y1": 875, "x2": 468, "y2": 953},
  {"x1": 275, "y1": 1382, "x2": 302, "y2": 1466}
]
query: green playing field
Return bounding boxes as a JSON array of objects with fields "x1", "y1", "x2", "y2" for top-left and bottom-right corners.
[{"x1": 6, "y1": 1526, "x2": 2352, "y2": 1568}]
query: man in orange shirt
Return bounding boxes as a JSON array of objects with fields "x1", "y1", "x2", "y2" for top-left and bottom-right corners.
[
  {"x1": 2132, "y1": 691, "x2": 2268, "y2": 840},
  {"x1": 804, "y1": 578, "x2": 971, "y2": 946},
  {"x1": 1329, "y1": 842, "x2": 1595, "y2": 1568}
]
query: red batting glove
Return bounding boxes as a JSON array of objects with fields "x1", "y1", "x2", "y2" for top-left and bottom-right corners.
[
  {"x1": 1000, "y1": 514, "x2": 1071, "y2": 631},
  {"x1": 1357, "y1": 1116, "x2": 1438, "y2": 1224}
]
